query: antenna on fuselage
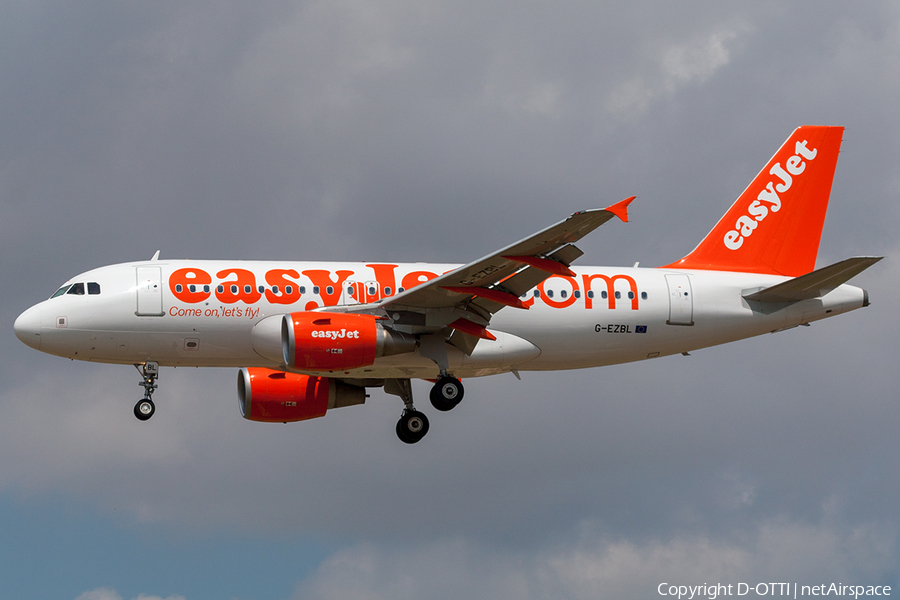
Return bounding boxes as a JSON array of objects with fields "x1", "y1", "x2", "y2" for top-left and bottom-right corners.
[{"x1": 150, "y1": 250, "x2": 160, "y2": 261}]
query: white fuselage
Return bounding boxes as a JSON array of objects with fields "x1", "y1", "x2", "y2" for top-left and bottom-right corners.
[{"x1": 14, "y1": 260, "x2": 867, "y2": 380}]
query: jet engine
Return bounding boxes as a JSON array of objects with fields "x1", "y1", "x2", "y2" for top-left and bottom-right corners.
[
  {"x1": 237, "y1": 367, "x2": 366, "y2": 422},
  {"x1": 280, "y1": 312, "x2": 416, "y2": 371}
]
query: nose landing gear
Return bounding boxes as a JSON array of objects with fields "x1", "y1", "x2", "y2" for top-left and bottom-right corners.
[{"x1": 133, "y1": 361, "x2": 159, "y2": 421}]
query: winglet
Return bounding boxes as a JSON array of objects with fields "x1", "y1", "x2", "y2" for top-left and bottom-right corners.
[{"x1": 604, "y1": 196, "x2": 635, "y2": 223}]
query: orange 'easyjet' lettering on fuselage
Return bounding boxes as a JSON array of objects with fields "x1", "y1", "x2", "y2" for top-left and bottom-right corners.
[
  {"x1": 167, "y1": 266, "x2": 642, "y2": 311},
  {"x1": 582, "y1": 273, "x2": 639, "y2": 310},
  {"x1": 519, "y1": 274, "x2": 640, "y2": 310}
]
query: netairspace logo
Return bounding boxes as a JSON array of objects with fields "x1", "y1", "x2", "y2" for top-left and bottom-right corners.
[{"x1": 658, "y1": 582, "x2": 892, "y2": 600}]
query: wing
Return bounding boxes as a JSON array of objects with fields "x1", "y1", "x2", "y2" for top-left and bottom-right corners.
[{"x1": 328, "y1": 197, "x2": 634, "y2": 353}]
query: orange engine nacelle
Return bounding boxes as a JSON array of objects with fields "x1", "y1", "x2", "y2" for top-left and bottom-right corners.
[
  {"x1": 281, "y1": 312, "x2": 415, "y2": 372},
  {"x1": 237, "y1": 367, "x2": 366, "y2": 423}
]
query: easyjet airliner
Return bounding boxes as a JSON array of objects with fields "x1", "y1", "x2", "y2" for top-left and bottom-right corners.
[{"x1": 14, "y1": 126, "x2": 881, "y2": 443}]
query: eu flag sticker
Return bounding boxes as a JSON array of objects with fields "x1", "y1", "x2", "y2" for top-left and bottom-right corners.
[{"x1": 635, "y1": 325, "x2": 647, "y2": 333}]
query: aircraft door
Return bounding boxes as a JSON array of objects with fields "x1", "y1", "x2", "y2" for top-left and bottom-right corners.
[
  {"x1": 665, "y1": 274, "x2": 693, "y2": 326},
  {"x1": 136, "y1": 266, "x2": 164, "y2": 316}
]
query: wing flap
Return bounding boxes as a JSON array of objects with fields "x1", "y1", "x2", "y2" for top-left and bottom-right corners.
[{"x1": 743, "y1": 256, "x2": 882, "y2": 304}]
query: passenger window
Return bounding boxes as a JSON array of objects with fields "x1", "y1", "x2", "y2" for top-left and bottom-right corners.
[
  {"x1": 547, "y1": 290, "x2": 554, "y2": 298},
  {"x1": 51, "y1": 285, "x2": 72, "y2": 298},
  {"x1": 601, "y1": 291, "x2": 608, "y2": 299},
  {"x1": 175, "y1": 284, "x2": 184, "y2": 293},
  {"x1": 398, "y1": 287, "x2": 405, "y2": 293},
  {"x1": 67, "y1": 283, "x2": 85, "y2": 295},
  {"x1": 313, "y1": 286, "x2": 320, "y2": 295},
  {"x1": 285, "y1": 285, "x2": 293, "y2": 295},
  {"x1": 384, "y1": 287, "x2": 392, "y2": 295},
  {"x1": 217, "y1": 285, "x2": 224, "y2": 294},
  {"x1": 258, "y1": 285, "x2": 265, "y2": 294},
  {"x1": 273, "y1": 285, "x2": 280, "y2": 295},
  {"x1": 189, "y1": 284, "x2": 196, "y2": 293},
  {"x1": 326, "y1": 286, "x2": 334, "y2": 295},
  {"x1": 560, "y1": 290, "x2": 567, "y2": 299},
  {"x1": 574, "y1": 290, "x2": 581, "y2": 298},
  {"x1": 614, "y1": 291, "x2": 621, "y2": 299},
  {"x1": 587, "y1": 291, "x2": 594, "y2": 299},
  {"x1": 88, "y1": 282, "x2": 101, "y2": 295},
  {"x1": 533, "y1": 290, "x2": 541, "y2": 298},
  {"x1": 641, "y1": 292, "x2": 648, "y2": 300},
  {"x1": 627, "y1": 291, "x2": 634, "y2": 299},
  {"x1": 299, "y1": 286, "x2": 306, "y2": 294}
]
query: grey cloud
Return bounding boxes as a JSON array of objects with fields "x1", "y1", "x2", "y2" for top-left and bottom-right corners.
[{"x1": 292, "y1": 518, "x2": 896, "y2": 600}]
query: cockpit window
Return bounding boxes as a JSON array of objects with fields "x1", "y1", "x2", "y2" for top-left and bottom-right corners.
[
  {"x1": 51, "y1": 284, "x2": 72, "y2": 298},
  {"x1": 88, "y1": 282, "x2": 101, "y2": 295},
  {"x1": 67, "y1": 283, "x2": 85, "y2": 295}
]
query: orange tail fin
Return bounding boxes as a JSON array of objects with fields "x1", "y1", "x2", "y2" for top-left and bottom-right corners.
[{"x1": 664, "y1": 126, "x2": 844, "y2": 276}]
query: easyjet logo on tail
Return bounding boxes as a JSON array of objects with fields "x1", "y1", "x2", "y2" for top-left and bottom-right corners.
[{"x1": 723, "y1": 139, "x2": 818, "y2": 251}]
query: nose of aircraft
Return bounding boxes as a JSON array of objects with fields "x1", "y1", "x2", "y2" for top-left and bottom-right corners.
[{"x1": 14, "y1": 305, "x2": 42, "y2": 350}]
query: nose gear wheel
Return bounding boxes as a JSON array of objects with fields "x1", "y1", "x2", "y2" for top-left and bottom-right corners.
[{"x1": 134, "y1": 398, "x2": 155, "y2": 420}]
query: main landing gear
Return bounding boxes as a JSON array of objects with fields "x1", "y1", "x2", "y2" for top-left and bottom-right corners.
[
  {"x1": 385, "y1": 375, "x2": 464, "y2": 444},
  {"x1": 429, "y1": 375, "x2": 464, "y2": 411},
  {"x1": 133, "y1": 361, "x2": 159, "y2": 421},
  {"x1": 396, "y1": 409, "x2": 429, "y2": 444}
]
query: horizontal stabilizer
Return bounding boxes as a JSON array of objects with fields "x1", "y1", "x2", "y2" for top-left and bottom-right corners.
[{"x1": 743, "y1": 256, "x2": 882, "y2": 304}]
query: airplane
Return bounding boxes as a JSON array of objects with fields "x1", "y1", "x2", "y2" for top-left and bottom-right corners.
[{"x1": 14, "y1": 126, "x2": 882, "y2": 443}]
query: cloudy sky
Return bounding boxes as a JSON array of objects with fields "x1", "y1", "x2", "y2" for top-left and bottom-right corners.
[{"x1": 2, "y1": 1, "x2": 899, "y2": 598}]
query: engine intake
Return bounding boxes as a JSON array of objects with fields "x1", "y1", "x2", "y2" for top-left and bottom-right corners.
[{"x1": 237, "y1": 367, "x2": 366, "y2": 423}]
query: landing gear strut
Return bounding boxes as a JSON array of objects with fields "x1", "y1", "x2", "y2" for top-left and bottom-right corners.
[
  {"x1": 385, "y1": 378, "x2": 430, "y2": 444},
  {"x1": 134, "y1": 361, "x2": 159, "y2": 421}
]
